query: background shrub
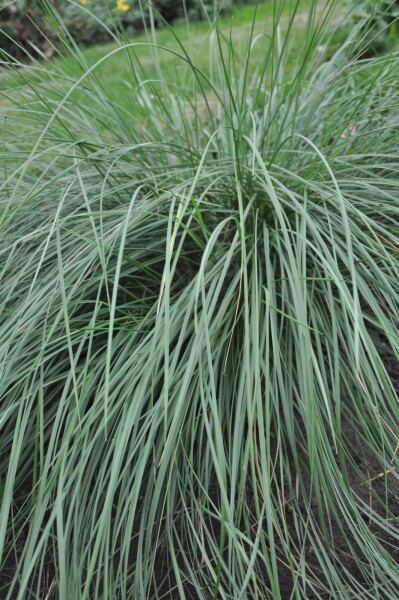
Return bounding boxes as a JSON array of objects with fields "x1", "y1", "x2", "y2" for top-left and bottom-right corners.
[
  {"x1": 59, "y1": 1, "x2": 121, "y2": 46},
  {"x1": 0, "y1": 0, "x2": 56, "y2": 60},
  {"x1": 63, "y1": 0, "x2": 236, "y2": 43},
  {"x1": 349, "y1": 0, "x2": 399, "y2": 54}
]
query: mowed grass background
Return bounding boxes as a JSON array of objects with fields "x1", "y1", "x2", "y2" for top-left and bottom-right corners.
[{"x1": 1, "y1": 1, "x2": 399, "y2": 599}]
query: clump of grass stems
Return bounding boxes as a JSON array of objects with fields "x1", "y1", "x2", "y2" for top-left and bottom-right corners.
[{"x1": 1, "y1": 0, "x2": 399, "y2": 598}]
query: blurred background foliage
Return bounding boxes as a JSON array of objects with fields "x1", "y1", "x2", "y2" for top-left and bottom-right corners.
[
  {"x1": 0, "y1": 0, "x2": 241, "y2": 59},
  {"x1": 349, "y1": 0, "x2": 399, "y2": 54},
  {"x1": 58, "y1": 0, "x2": 236, "y2": 46},
  {"x1": 0, "y1": 0, "x2": 57, "y2": 60},
  {"x1": 1, "y1": 0, "x2": 399, "y2": 62}
]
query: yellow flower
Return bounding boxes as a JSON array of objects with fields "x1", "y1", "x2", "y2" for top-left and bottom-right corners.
[
  {"x1": 116, "y1": 0, "x2": 130, "y2": 11},
  {"x1": 79, "y1": 0, "x2": 88, "y2": 4}
]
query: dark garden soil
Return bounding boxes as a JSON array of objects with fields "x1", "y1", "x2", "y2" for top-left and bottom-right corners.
[{"x1": 1, "y1": 356, "x2": 398, "y2": 600}]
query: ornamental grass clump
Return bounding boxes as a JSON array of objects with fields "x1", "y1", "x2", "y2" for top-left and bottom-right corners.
[{"x1": 0, "y1": 1, "x2": 399, "y2": 598}]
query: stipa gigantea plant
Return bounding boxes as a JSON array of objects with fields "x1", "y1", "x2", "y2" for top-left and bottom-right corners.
[{"x1": 1, "y1": 0, "x2": 399, "y2": 598}]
